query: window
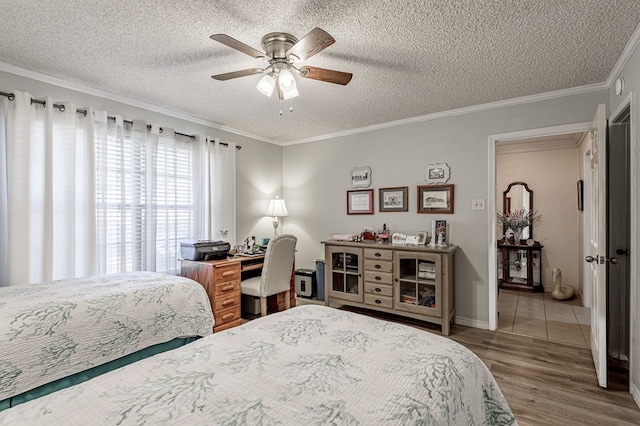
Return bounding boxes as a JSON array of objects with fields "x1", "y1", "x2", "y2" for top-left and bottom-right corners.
[{"x1": 96, "y1": 120, "x2": 194, "y2": 275}]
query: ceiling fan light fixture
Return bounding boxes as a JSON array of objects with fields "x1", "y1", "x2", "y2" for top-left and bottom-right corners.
[
  {"x1": 282, "y1": 85, "x2": 299, "y2": 100},
  {"x1": 256, "y1": 74, "x2": 276, "y2": 97},
  {"x1": 278, "y1": 69, "x2": 297, "y2": 91}
]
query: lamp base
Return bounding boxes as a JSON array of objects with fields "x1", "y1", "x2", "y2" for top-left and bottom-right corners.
[{"x1": 272, "y1": 219, "x2": 280, "y2": 236}]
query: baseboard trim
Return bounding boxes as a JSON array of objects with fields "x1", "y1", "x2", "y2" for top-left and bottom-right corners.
[
  {"x1": 455, "y1": 316, "x2": 490, "y2": 330},
  {"x1": 631, "y1": 382, "x2": 640, "y2": 409}
]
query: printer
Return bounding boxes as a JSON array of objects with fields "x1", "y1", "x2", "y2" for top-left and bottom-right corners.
[{"x1": 180, "y1": 240, "x2": 230, "y2": 261}]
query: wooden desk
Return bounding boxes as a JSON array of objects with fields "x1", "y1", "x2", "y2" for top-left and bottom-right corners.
[{"x1": 180, "y1": 254, "x2": 295, "y2": 331}]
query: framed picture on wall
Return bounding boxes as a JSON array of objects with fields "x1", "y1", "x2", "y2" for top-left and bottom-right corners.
[
  {"x1": 417, "y1": 184, "x2": 454, "y2": 214},
  {"x1": 347, "y1": 189, "x2": 374, "y2": 214},
  {"x1": 577, "y1": 179, "x2": 584, "y2": 211},
  {"x1": 379, "y1": 187, "x2": 408, "y2": 212}
]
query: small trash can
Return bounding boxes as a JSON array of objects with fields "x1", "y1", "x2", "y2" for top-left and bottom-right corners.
[
  {"x1": 295, "y1": 268, "x2": 316, "y2": 298},
  {"x1": 315, "y1": 259, "x2": 325, "y2": 301}
]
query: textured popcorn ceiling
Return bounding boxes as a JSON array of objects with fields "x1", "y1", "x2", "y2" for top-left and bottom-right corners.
[{"x1": 1, "y1": 1, "x2": 639, "y2": 143}]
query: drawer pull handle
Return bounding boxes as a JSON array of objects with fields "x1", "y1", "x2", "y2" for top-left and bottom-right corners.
[
  {"x1": 222, "y1": 271, "x2": 236, "y2": 277},
  {"x1": 222, "y1": 299, "x2": 234, "y2": 307},
  {"x1": 375, "y1": 276, "x2": 381, "y2": 281},
  {"x1": 375, "y1": 299, "x2": 382, "y2": 304},
  {"x1": 375, "y1": 264, "x2": 381, "y2": 269},
  {"x1": 221, "y1": 285, "x2": 235, "y2": 292},
  {"x1": 375, "y1": 252, "x2": 381, "y2": 257},
  {"x1": 375, "y1": 287, "x2": 381, "y2": 292},
  {"x1": 222, "y1": 313, "x2": 234, "y2": 321}
]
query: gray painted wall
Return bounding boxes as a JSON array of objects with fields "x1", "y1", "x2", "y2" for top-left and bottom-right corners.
[{"x1": 283, "y1": 90, "x2": 608, "y2": 327}]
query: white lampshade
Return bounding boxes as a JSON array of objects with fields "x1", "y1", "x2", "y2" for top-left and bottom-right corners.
[
  {"x1": 265, "y1": 197, "x2": 289, "y2": 217},
  {"x1": 256, "y1": 74, "x2": 276, "y2": 97}
]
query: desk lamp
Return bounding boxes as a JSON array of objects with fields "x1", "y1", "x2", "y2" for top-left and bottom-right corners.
[{"x1": 265, "y1": 196, "x2": 289, "y2": 236}]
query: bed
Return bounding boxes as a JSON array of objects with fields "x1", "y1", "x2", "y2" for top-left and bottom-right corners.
[
  {"x1": 0, "y1": 304, "x2": 516, "y2": 425},
  {"x1": 0, "y1": 272, "x2": 214, "y2": 410}
]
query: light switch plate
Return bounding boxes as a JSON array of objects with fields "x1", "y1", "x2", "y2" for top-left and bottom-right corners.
[{"x1": 472, "y1": 199, "x2": 486, "y2": 211}]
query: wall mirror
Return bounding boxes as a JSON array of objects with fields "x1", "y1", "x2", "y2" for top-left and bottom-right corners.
[{"x1": 503, "y1": 181, "x2": 534, "y2": 239}]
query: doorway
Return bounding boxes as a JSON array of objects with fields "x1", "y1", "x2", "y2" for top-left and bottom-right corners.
[
  {"x1": 494, "y1": 131, "x2": 590, "y2": 345},
  {"x1": 488, "y1": 122, "x2": 594, "y2": 332}
]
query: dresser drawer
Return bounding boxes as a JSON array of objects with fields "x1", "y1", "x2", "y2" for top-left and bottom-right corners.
[
  {"x1": 364, "y1": 258, "x2": 392, "y2": 273},
  {"x1": 364, "y1": 270, "x2": 393, "y2": 285},
  {"x1": 214, "y1": 263, "x2": 240, "y2": 283},
  {"x1": 213, "y1": 290, "x2": 240, "y2": 311},
  {"x1": 214, "y1": 306, "x2": 241, "y2": 326},
  {"x1": 364, "y1": 248, "x2": 392, "y2": 261},
  {"x1": 364, "y1": 293, "x2": 393, "y2": 309},
  {"x1": 214, "y1": 280, "x2": 240, "y2": 296},
  {"x1": 364, "y1": 281, "x2": 393, "y2": 297}
]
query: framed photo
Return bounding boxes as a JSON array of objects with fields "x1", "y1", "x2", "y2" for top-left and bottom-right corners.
[
  {"x1": 416, "y1": 231, "x2": 427, "y2": 245},
  {"x1": 577, "y1": 179, "x2": 584, "y2": 211},
  {"x1": 351, "y1": 166, "x2": 372, "y2": 188},
  {"x1": 424, "y1": 163, "x2": 451, "y2": 184},
  {"x1": 379, "y1": 186, "x2": 408, "y2": 212},
  {"x1": 417, "y1": 184, "x2": 454, "y2": 214},
  {"x1": 347, "y1": 189, "x2": 374, "y2": 214}
]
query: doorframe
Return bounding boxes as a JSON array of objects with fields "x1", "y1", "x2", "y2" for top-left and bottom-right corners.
[
  {"x1": 610, "y1": 92, "x2": 637, "y2": 399},
  {"x1": 487, "y1": 122, "x2": 593, "y2": 331}
]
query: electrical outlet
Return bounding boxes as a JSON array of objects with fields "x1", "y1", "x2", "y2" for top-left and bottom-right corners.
[{"x1": 472, "y1": 199, "x2": 486, "y2": 211}]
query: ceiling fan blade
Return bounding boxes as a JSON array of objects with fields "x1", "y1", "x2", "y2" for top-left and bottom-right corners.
[
  {"x1": 299, "y1": 66, "x2": 352, "y2": 85},
  {"x1": 211, "y1": 68, "x2": 264, "y2": 81},
  {"x1": 286, "y1": 27, "x2": 335, "y2": 62},
  {"x1": 210, "y1": 34, "x2": 267, "y2": 59}
]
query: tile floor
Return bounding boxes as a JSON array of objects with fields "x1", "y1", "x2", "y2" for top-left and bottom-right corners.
[{"x1": 498, "y1": 289, "x2": 591, "y2": 347}]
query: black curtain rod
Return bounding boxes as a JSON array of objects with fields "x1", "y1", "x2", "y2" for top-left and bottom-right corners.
[{"x1": 0, "y1": 90, "x2": 241, "y2": 149}]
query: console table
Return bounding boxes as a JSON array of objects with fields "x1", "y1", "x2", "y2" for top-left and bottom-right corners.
[
  {"x1": 497, "y1": 241, "x2": 544, "y2": 292},
  {"x1": 322, "y1": 241, "x2": 457, "y2": 335}
]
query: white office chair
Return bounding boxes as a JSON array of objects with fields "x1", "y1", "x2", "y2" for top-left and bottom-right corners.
[{"x1": 241, "y1": 234, "x2": 297, "y2": 316}]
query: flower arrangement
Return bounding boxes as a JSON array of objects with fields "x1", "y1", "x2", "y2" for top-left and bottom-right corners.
[{"x1": 497, "y1": 208, "x2": 542, "y2": 242}]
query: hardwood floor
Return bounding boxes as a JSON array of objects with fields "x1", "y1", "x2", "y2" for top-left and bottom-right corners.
[{"x1": 339, "y1": 306, "x2": 640, "y2": 426}]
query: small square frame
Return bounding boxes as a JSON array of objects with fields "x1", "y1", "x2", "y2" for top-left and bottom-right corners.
[
  {"x1": 347, "y1": 189, "x2": 374, "y2": 215},
  {"x1": 416, "y1": 231, "x2": 427, "y2": 245},
  {"x1": 379, "y1": 186, "x2": 408, "y2": 212},
  {"x1": 417, "y1": 184, "x2": 454, "y2": 214}
]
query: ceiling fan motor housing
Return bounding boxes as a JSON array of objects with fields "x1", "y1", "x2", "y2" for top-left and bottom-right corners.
[{"x1": 262, "y1": 33, "x2": 299, "y2": 62}]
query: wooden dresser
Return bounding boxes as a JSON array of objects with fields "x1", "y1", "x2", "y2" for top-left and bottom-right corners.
[
  {"x1": 322, "y1": 241, "x2": 457, "y2": 335},
  {"x1": 180, "y1": 258, "x2": 242, "y2": 332}
]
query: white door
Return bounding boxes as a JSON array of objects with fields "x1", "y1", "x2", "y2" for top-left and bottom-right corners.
[{"x1": 587, "y1": 104, "x2": 607, "y2": 388}]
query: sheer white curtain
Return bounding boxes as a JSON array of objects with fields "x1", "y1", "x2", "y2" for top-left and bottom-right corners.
[
  {"x1": 0, "y1": 91, "x2": 97, "y2": 286},
  {"x1": 193, "y1": 137, "x2": 236, "y2": 245},
  {"x1": 1, "y1": 90, "x2": 236, "y2": 285}
]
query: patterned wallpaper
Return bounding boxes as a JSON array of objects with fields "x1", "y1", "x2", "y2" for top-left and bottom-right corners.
[{"x1": 497, "y1": 148, "x2": 581, "y2": 293}]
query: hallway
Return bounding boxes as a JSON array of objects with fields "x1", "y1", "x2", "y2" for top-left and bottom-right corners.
[{"x1": 498, "y1": 289, "x2": 590, "y2": 347}]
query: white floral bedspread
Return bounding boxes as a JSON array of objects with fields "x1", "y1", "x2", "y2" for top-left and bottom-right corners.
[
  {"x1": 0, "y1": 305, "x2": 516, "y2": 425},
  {"x1": 0, "y1": 272, "x2": 213, "y2": 401}
]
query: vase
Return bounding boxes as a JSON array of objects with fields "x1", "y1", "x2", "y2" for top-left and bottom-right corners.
[{"x1": 513, "y1": 228, "x2": 523, "y2": 245}]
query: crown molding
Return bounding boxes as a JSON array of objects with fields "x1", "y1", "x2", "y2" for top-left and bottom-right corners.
[
  {"x1": 606, "y1": 21, "x2": 640, "y2": 87},
  {"x1": 283, "y1": 82, "x2": 607, "y2": 146},
  {"x1": 0, "y1": 61, "x2": 279, "y2": 145}
]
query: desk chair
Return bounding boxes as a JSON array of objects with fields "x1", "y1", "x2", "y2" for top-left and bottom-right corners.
[{"x1": 241, "y1": 234, "x2": 297, "y2": 316}]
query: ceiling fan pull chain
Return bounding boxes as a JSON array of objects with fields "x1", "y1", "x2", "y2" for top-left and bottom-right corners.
[{"x1": 279, "y1": 98, "x2": 283, "y2": 116}]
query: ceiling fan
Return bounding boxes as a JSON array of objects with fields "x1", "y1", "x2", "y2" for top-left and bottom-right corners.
[{"x1": 210, "y1": 27, "x2": 352, "y2": 104}]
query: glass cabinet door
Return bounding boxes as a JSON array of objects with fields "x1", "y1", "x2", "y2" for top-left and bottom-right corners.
[
  {"x1": 394, "y1": 252, "x2": 441, "y2": 317},
  {"x1": 327, "y1": 247, "x2": 363, "y2": 302}
]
